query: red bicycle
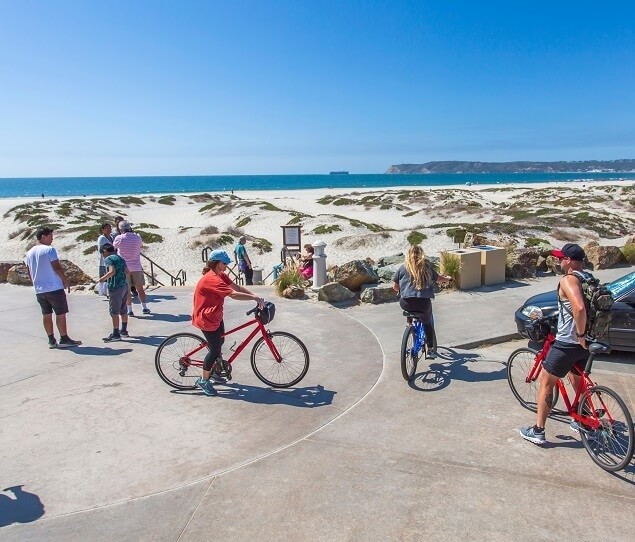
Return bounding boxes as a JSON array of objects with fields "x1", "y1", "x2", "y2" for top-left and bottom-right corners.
[
  {"x1": 155, "y1": 302, "x2": 310, "y2": 389},
  {"x1": 507, "y1": 315, "x2": 634, "y2": 472}
]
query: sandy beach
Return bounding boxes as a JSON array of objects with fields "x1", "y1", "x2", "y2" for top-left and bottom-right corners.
[{"x1": 1, "y1": 180, "x2": 633, "y2": 285}]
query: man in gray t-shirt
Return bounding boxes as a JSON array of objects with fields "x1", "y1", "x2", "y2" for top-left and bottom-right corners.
[{"x1": 24, "y1": 227, "x2": 82, "y2": 349}]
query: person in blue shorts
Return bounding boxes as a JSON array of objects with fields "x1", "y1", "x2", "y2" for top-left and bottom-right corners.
[
  {"x1": 98, "y1": 243, "x2": 130, "y2": 342},
  {"x1": 234, "y1": 236, "x2": 253, "y2": 285}
]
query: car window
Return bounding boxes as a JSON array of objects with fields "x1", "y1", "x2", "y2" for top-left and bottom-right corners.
[{"x1": 607, "y1": 272, "x2": 635, "y2": 301}]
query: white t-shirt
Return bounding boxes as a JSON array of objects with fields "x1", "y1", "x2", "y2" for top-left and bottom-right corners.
[
  {"x1": 24, "y1": 245, "x2": 64, "y2": 293},
  {"x1": 97, "y1": 234, "x2": 113, "y2": 267}
]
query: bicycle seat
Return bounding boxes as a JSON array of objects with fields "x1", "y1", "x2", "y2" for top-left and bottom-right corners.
[
  {"x1": 403, "y1": 311, "x2": 426, "y2": 318},
  {"x1": 588, "y1": 342, "x2": 611, "y2": 355}
]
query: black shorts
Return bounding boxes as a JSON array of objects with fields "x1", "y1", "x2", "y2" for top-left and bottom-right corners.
[
  {"x1": 542, "y1": 340, "x2": 587, "y2": 378},
  {"x1": 36, "y1": 289, "x2": 69, "y2": 315}
]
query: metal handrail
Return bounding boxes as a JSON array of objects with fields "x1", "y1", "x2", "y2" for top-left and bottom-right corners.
[{"x1": 140, "y1": 253, "x2": 186, "y2": 286}]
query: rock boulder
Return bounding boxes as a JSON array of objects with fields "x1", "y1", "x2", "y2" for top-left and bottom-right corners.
[
  {"x1": 506, "y1": 249, "x2": 539, "y2": 279},
  {"x1": 7, "y1": 260, "x2": 93, "y2": 287},
  {"x1": 0, "y1": 261, "x2": 22, "y2": 283},
  {"x1": 328, "y1": 260, "x2": 379, "y2": 291},
  {"x1": 375, "y1": 264, "x2": 400, "y2": 283},
  {"x1": 281, "y1": 285, "x2": 305, "y2": 299},
  {"x1": 583, "y1": 244, "x2": 625, "y2": 270},
  {"x1": 317, "y1": 282, "x2": 356, "y2": 303},
  {"x1": 360, "y1": 284, "x2": 398, "y2": 304},
  {"x1": 376, "y1": 254, "x2": 404, "y2": 267}
]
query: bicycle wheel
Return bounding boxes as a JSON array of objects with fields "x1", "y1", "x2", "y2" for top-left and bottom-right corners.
[
  {"x1": 251, "y1": 331, "x2": 309, "y2": 388},
  {"x1": 507, "y1": 348, "x2": 558, "y2": 412},
  {"x1": 400, "y1": 325, "x2": 420, "y2": 382},
  {"x1": 578, "y1": 385, "x2": 634, "y2": 472},
  {"x1": 155, "y1": 333, "x2": 206, "y2": 390}
]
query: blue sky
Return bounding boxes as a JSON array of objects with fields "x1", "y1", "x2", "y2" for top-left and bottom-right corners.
[{"x1": 1, "y1": 1, "x2": 634, "y2": 176}]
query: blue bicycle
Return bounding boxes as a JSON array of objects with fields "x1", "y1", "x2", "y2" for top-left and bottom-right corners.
[{"x1": 400, "y1": 311, "x2": 427, "y2": 381}]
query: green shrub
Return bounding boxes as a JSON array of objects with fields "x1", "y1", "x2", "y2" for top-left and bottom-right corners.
[
  {"x1": 158, "y1": 195, "x2": 176, "y2": 205},
  {"x1": 440, "y1": 252, "x2": 460, "y2": 290},
  {"x1": 621, "y1": 244, "x2": 635, "y2": 264},
  {"x1": 312, "y1": 224, "x2": 341, "y2": 235},
  {"x1": 82, "y1": 246, "x2": 95, "y2": 255},
  {"x1": 199, "y1": 201, "x2": 221, "y2": 213},
  {"x1": 275, "y1": 267, "x2": 303, "y2": 295},
  {"x1": 137, "y1": 230, "x2": 163, "y2": 243},
  {"x1": 119, "y1": 196, "x2": 146, "y2": 205},
  {"x1": 26, "y1": 215, "x2": 49, "y2": 227},
  {"x1": 8, "y1": 228, "x2": 29, "y2": 240},
  {"x1": 260, "y1": 202, "x2": 282, "y2": 212},
  {"x1": 407, "y1": 231, "x2": 427, "y2": 245},
  {"x1": 333, "y1": 198, "x2": 356, "y2": 206},
  {"x1": 236, "y1": 217, "x2": 251, "y2": 228},
  {"x1": 201, "y1": 225, "x2": 219, "y2": 235},
  {"x1": 218, "y1": 234, "x2": 234, "y2": 245},
  {"x1": 446, "y1": 228, "x2": 467, "y2": 242},
  {"x1": 137, "y1": 222, "x2": 159, "y2": 229},
  {"x1": 403, "y1": 210, "x2": 419, "y2": 217},
  {"x1": 525, "y1": 237, "x2": 549, "y2": 247},
  {"x1": 75, "y1": 225, "x2": 103, "y2": 243},
  {"x1": 252, "y1": 237, "x2": 272, "y2": 253}
]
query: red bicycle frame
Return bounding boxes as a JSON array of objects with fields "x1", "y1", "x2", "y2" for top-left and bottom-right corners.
[
  {"x1": 528, "y1": 332, "x2": 615, "y2": 431},
  {"x1": 180, "y1": 317, "x2": 282, "y2": 368}
]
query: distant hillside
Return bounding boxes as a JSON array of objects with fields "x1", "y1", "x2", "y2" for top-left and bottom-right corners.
[{"x1": 386, "y1": 160, "x2": 635, "y2": 174}]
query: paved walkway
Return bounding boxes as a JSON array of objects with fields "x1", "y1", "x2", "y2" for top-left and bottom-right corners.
[{"x1": 0, "y1": 267, "x2": 633, "y2": 541}]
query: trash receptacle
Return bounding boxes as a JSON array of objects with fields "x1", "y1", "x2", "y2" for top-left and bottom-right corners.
[
  {"x1": 443, "y1": 248, "x2": 481, "y2": 290},
  {"x1": 474, "y1": 245, "x2": 506, "y2": 286},
  {"x1": 252, "y1": 266, "x2": 263, "y2": 285}
]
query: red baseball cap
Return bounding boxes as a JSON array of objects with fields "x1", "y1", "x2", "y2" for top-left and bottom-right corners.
[{"x1": 552, "y1": 243, "x2": 585, "y2": 261}]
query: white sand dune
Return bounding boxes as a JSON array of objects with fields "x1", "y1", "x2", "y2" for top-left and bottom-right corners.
[{"x1": 1, "y1": 180, "x2": 633, "y2": 285}]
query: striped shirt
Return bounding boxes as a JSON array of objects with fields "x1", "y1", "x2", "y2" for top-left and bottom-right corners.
[{"x1": 113, "y1": 232, "x2": 143, "y2": 272}]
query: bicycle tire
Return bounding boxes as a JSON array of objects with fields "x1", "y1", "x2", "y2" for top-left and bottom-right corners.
[
  {"x1": 578, "y1": 385, "x2": 634, "y2": 472},
  {"x1": 251, "y1": 331, "x2": 309, "y2": 388},
  {"x1": 155, "y1": 332, "x2": 206, "y2": 390},
  {"x1": 507, "y1": 348, "x2": 559, "y2": 412},
  {"x1": 400, "y1": 325, "x2": 420, "y2": 382}
]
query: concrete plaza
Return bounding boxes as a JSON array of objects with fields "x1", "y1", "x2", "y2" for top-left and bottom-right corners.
[{"x1": 1, "y1": 267, "x2": 633, "y2": 541}]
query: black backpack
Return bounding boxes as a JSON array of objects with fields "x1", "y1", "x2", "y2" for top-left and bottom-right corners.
[{"x1": 559, "y1": 271, "x2": 614, "y2": 340}]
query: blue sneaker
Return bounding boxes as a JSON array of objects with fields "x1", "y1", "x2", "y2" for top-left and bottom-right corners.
[
  {"x1": 519, "y1": 426, "x2": 546, "y2": 445},
  {"x1": 196, "y1": 378, "x2": 217, "y2": 396}
]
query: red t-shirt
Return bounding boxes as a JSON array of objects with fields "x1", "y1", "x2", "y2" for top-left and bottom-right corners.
[{"x1": 192, "y1": 271, "x2": 234, "y2": 331}]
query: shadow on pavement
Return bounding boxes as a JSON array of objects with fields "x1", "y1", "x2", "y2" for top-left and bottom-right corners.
[
  {"x1": 136, "y1": 313, "x2": 191, "y2": 323},
  {"x1": 410, "y1": 347, "x2": 506, "y2": 391},
  {"x1": 146, "y1": 294, "x2": 177, "y2": 301},
  {"x1": 65, "y1": 346, "x2": 133, "y2": 356},
  {"x1": 171, "y1": 383, "x2": 336, "y2": 408},
  {"x1": 122, "y1": 335, "x2": 169, "y2": 347},
  {"x1": 0, "y1": 485, "x2": 44, "y2": 527}
]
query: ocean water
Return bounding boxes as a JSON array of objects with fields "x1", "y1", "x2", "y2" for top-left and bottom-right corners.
[{"x1": 0, "y1": 172, "x2": 634, "y2": 198}]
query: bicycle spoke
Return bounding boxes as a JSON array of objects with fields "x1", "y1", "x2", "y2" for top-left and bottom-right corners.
[
  {"x1": 251, "y1": 332, "x2": 310, "y2": 388},
  {"x1": 155, "y1": 333, "x2": 206, "y2": 390},
  {"x1": 578, "y1": 386, "x2": 634, "y2": 472}
]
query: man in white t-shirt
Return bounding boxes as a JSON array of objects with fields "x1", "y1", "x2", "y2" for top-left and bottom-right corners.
[{"x1": 24, "y1": 227, "x2": 82, "y2": 349}]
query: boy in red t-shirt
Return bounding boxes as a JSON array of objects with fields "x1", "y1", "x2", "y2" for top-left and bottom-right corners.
[{"x1": 192, "y1": 250, "x2": 264, "y2": 396}]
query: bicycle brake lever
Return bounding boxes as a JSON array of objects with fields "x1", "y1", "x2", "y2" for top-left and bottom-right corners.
[{"x1": 229, "y1": 341, "x2": 237, "y2": 352}]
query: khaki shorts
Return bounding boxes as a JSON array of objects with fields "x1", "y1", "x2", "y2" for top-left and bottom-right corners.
[{"x1": 126, "y1": 271, "x2": 145, "y2": 288}]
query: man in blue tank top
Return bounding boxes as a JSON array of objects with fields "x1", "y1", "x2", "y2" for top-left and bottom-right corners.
[{"x1": 520, "y1": 243, "x2": 588, "y2": 445}]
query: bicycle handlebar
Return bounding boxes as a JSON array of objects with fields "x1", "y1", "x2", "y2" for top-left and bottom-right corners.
[{"x1": 245, "y1": 302, "x2": 267, "y2": 316}]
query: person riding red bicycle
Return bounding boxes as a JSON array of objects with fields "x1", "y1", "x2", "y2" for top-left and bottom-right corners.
[
  {"x1": 520, "y1": 243, "x2": 589, "y2": 445},
  {"x1": 192, "y1": 249, "x2": 264, "y2": 396}
]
